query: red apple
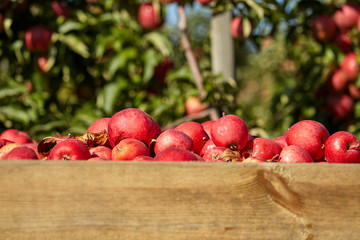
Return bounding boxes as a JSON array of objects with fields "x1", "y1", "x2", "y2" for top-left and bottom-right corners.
[
  {"x1": 112, "y1": 138, "x2": 149, "y2": 161},
  {"x1": 87, "y1": 117, "x2": 111, "y2": 133},
  {"x1": 325, "y1": 94, "x2": 354, "y2": 120},
  {"x1": 324, "y1": 131, "x2": 360, "y2": 163},
  {"x1": 326, "y1": 69, "x2": 348, "y2": 93},
  {"x1": 133, "y1": 155, "x2": 154, "y2": 161},
  {"x1": 89, "y1": 146, "x2": 112, "y2": 160},
  {"x1": 5, "y1": 146, "x2": 38, "y2": 160},
  {"x1": 154, "y1": 57, "x2": 174, "y2": 85},
  {"x1": 0, "y1": 143, "x2": 23, "y2": 159},
  {"x1": 24, "y1": 142, "x2": 43, "y2": 159},
  {"x1": 334, "y1": 31, "x2": 352, "y2": 53},
  {"x1": 153, "y1": 147, "x2": 198, "y2": 161},
  {"x1": 272, "y1": 135, "x2": 288, "y2": 149},
  {"x1": 175, "y1": 122, "x2": 209, "y2": 155},
  {"x1": 334, "y1": 3, "x2": 360, "y2": 29},
  {"x1": 230, "y1": 16, "x2": 251, "y2": 40},
  {"x1": 37, "y1": 56, "x2": 51, "y2": 73},
  {"x1": 185, "y1": 96, "x2": 207, "y2": 115},
  {"x1": 201, "y1": 120, "x2": 214, "y2": 139},
  {"x1": 279, "y1": 145, "x2": 314, "y2": 163},
  {"x1": 138, "y1": 3, "x2": 163, "y2": 30},
  {"x1": 24, "y1": 25, "x2": 52, "y2": 52},
  {"x1": 154, "y1": 128, "x2": 194, "y2": 155},
  {"x1": 199, "y1": 139, "x2": 216, "y2": 157},
  {"x1": 348, "y1": 83, "x2": 360, "y2": 100},
  {"x1": 0, "y1": 139, "x2": 14, "y2": 149},
  {"x1": 311, "y1": 15, "x2": 337, "y2": 42},
  {"x1": 47, "y1": 139, "x2": 91, "y2": 160},
  {"x1": 286, "y1": 120, "x2": 330, "y2": 161},
  {"x1": 341, "y1": 52, "x2": 358, "y2": 81},
  {"x1": 0, "y1": 129, "x2": 32, "y2": 144},
  {"x1": 251, "y1": 137, "x2": 282, "y2": 161},
  {"x1": 210, "y1": 114, "x2": 249, "y2": 151},
  {"x1": 108, "y1": 108, "x2": 161, "y2": 147},
  {"x1": 51, "y1": 1, "x2": 70, "y2": 18}
]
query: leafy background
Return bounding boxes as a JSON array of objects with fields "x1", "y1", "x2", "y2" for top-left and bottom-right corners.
[{"x1": 0, "y1": 0, "x2": 359, "y2": 141}]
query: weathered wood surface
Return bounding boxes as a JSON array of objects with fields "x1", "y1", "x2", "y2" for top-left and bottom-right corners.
[{"x1": 0, "y1": 161, "x2": 359, "y2": 240}]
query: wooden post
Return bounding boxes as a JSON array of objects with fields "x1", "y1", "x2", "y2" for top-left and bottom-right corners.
[{"x1": 210, "y1": 10, "x2": 235, "y2": 80}]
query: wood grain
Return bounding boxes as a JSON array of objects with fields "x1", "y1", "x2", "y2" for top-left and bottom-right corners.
[{"x1": 0, "y1": 161, "x2": 359, "y2": 239}]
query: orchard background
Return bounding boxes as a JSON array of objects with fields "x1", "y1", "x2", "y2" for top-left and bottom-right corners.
[{"x1": 0, "y1": 0, "x2": 359, "y2": 141}]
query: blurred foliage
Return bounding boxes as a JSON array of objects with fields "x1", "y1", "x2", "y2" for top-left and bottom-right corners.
[{"x1": 0, "y1": 0, "x2": 359, "y2": 141}]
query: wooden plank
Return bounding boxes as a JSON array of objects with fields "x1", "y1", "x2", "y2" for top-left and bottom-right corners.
[{"x1": 0, "y1": 161, "x2": 359, "y2": 239}]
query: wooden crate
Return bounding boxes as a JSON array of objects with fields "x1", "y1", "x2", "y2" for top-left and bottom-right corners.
[{"x1": 1, "y1": 160, "x2": 359, "y2": 239}]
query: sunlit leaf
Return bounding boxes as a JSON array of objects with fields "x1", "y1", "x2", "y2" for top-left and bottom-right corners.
[{"x1": 59, "y1": 34, "x2": 90, "y2": 58}]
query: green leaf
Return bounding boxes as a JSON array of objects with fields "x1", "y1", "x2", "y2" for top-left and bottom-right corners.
[
  {"x1": 0, "y1": 105, "x2": 31, "y2": 125},
  {"x1": 142, "y1": 49, "x2": 161, "y2": 84},
  {"x1": 108, "y1": 48, "x2": 137, "y2": 77},
  {"x1": 144, "y1": 32, "x2": 172, "y2": 56},
  {"x1": 58, "y1": 20, "x2": 86, "y2": 34},
  {"x1": 243, "y1": 0, "x2": 264, "y2": 19},
  {"x1": 59, "y1": 34, "x2": 90, "y2": 58},
  {"x1": 101, "y1": 78, "x2": 127, "y2": 114}
]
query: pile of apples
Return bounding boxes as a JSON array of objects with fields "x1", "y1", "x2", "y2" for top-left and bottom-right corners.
[
  {"x1": 0, "y1": 107, "x2": 359, "y2": 163},
  {"x1": 311, "y1": 2, "x2": 360, "y2": 120}
]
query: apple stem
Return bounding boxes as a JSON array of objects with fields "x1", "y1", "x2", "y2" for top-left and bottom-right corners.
[{"x1": 177, "y1": 4, "x2": 206, "y2": 99}]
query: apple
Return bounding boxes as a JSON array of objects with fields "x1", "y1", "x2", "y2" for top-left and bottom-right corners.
[
  {"x1": 185, "y1": 96, "x2": 207, "y2": 115},
  {"x1": 334, "y1": 3, "x2": 360, "y2": 29},
  {"x1": 154, "y1": 57, "x2": 174, "y2": 85},
  {"x1": 272, "y1": 135, "x2": 288, "y2": 149},
  {"x1": 311, "y1": 15, "x2": 337, "y2": 42},
  {"x1": 5, "y1": 146, "x2": 38, "y2": 160},
  {"x1": 0, "y1": 143, "x2": 23, "y2": 159},
  {"x1": 341, "y1": 52, "x2": 358, "y2": 81},
  {"x1": 286, "y1": 120, "x2": 330, "y2": 161},
  {"x1": 108, "y1": 108, "x2": 161, "y2": 147},
  {"x1": 51, "y1": 1, "x2": 70, "y2": 18},
  {"x1": 0, "y1": 139, "x2": 14, "y2": 149},
  {"x1": 89, "y1": 146, "x2": 112, "y2": 160},
  {"x1": 348, "y1": 83, "x2": 360, "y2": 100},
  {"x1": 175, "y1": 122, "x2": 209, "y2": 155},
  {"x1": 138, "y1": 3, "x2": 163, "y2": 30},
  {"x1": 326, "y1": 69, "x2": 348, "y2": 93},
  {"x1": 279, "y1": 145, "x2": 314, "y2": 163},
  {"x1": 24, "y1": 25, "x2": 52, "y2": 52},
  {"x1": 112, "y1": 138, "x2": 149, "y2": 161},
  {"x1": 37, "y1": 56, "x2": 51, "y2": 74},
  {"x1": 230, "y1": 17, "x2": 250, "y2": 40},
  {"x1": 199, "y1": 139, "x2": 216, "y2": 157},
  {"x1": 324, "y1": 131, "x2": 360, "y2": 163},
  {"x1": 325, "y1": 94, "x2": 354, "y2": 120},
  {"x1": 47, "y1": 139, "x2": 91, "y2": 160},
  {"x1": 334, "y1": 31, "x2": 352, "y2": 53},
  {"x1": 201, "y1": 120, "x2": 214, "y2": 139},
  {"x1": 0, "y1": 129, "x2": 32, "y2": 144},
  {"x1": 154, "y1": 128, "x2": 194, "y2": 155},
  {"x1": 24, "y1": 142, "x2": 43, "y2": 159},
  {"x1": 133, "y1": 155, "x2": 154, "y2": 161},
  {"x1": 250, "y1": 137, "x2": 282, "y2": 161},
  {"x1": 210, "y1": 114, "x2": 249, "y2": 151},
  {"x1": 153, "y1": 147, "x2": 198, "y2": 161}
]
